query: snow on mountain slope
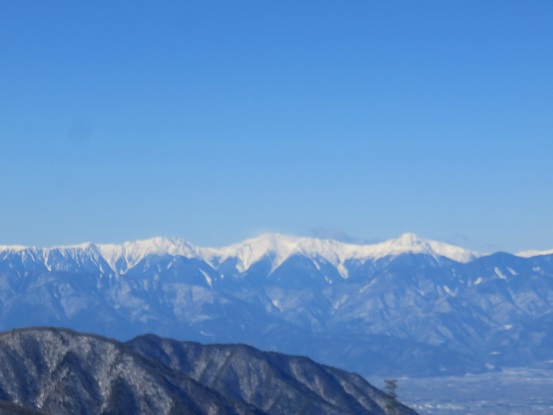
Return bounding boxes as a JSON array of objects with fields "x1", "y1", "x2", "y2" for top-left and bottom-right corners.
[
  {"x1": 517, "y1": 248, "x2": 553, "y2": 258},
  {"x1": 192, "y1": 232, "x2": 483, "y2": 277},
  {"x1": 0, "y1": 245, "x2": 28, "y2": 253},
  {"x1": 0, "y1": 237, "x2": 200, "y2": 274},
  {"x1": 96, "y1": 237, "x2": 199, "y2": 273},
  {"x1": 353, "y1": 233, "x2": 482, "y2": 263},
  {"x1": 198, "y1": 233, "x2": 351, "y2": 274},
  {"x1": 0, "y1": 246, "x2": 39, "y2": 259},
  {"x1": 44, "y1": 243, "x2": 106, "y2": 272}
]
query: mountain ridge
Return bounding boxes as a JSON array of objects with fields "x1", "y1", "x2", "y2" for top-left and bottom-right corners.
[{"x1": 0, "y1": 233, "x2": 487, "y2": 276}]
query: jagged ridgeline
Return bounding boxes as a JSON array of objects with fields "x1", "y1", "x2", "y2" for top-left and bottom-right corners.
[
  {"x1": 1, "y1": 233, "x2": 553, "y2": 376},
  {"x1": 0, "y1": 327, "x2": 417, "y2": 415}
]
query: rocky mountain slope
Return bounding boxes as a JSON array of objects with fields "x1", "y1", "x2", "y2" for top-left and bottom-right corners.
[
  {"x1": 0, "y1": 327, "x2": 416, "y2": 415},
  {"x1": 1, "y1": 233, "x2": 553, "y2": 376}
]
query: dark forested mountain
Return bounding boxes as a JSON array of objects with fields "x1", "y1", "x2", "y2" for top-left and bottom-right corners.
[
  {"x1": 1, "y1": 233, "x2": 553, "y2": 376},
  {"x1": 0, "y1": 327, "x2": 417, "y2": 415}
]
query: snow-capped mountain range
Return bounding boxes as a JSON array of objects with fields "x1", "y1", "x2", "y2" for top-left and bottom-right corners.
[
  {"x1": 1, "y1": 233, "x2": 482, "y2": 274},
  {"x1": 1, "y1": 233, "x2": 553, "y2": 377}
]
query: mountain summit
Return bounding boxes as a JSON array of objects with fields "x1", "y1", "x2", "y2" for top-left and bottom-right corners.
[{"x1": 368, "y1": 232, "x2": 481, "y2": 263}]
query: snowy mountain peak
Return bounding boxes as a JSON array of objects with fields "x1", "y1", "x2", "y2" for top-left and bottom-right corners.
[
  {"x1": 391, "y1": 233, "x2": 428, "y2": 247},
  {"x1": 199, "y1": 233, "x2": 319, "y2": 273},
  {"x1": 198, "y1": 232, "x2": 481, "y2": 275},
  {"x1": 351, "y1": 233, "x2": 481, "y2": 264},
  {"x1": 97, "y1": 237, "x2": 198, "y2": 273},
  {"x1": 0, "y1": 245, "x2": 30, "y2": 253}
]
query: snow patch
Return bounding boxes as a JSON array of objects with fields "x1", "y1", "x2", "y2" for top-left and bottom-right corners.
[
  {"x1": 495, "y1": 267, "x2": 508, "y2": 280},
  {"x1": 333, "y1": 294, "x2": 349, "y2": 310},
  {"x1": 271, "y1": 299, "x2": 282, "y2": 311},
  {"x1": 199, "y1": 269, "x2": 213, "y2": 287},
  {"x1": 337, "y1": 263, "x2": 349, "y2": 279},
  {"x1": 443, "y1": 285, "x2": 457, "y2": 296}
]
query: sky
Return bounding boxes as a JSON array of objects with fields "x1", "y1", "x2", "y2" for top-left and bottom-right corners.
[{"x1": 1, "y1": 1, "x2": 552, "y2": 253}]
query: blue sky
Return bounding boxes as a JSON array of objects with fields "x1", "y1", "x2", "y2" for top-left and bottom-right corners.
[{"x1": 1, "y1": 1, "x2": 552, "y2": 252}]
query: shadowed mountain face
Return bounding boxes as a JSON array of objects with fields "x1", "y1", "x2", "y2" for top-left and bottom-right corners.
[
  {"x1": 126, "y1": 335, "x2": 413, "y2": 415},
  {"x1": 0, "y1": 328, "x2": 258, "y2": 415},
  {"x1": 0, "y1": 328, "x2": 417, "y2": 415},
  {"x1": 2, "y1": 234, "x2": 553, "y2": 376}
]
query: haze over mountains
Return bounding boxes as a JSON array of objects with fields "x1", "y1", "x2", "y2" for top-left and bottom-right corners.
[{"x1": 2, "y1": 233, "x2": 553, "y2": 376}]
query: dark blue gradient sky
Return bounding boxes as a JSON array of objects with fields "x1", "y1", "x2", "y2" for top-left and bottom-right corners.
[{"x1": 1, "y1": 1, "x2": 552, "y2": 252}]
